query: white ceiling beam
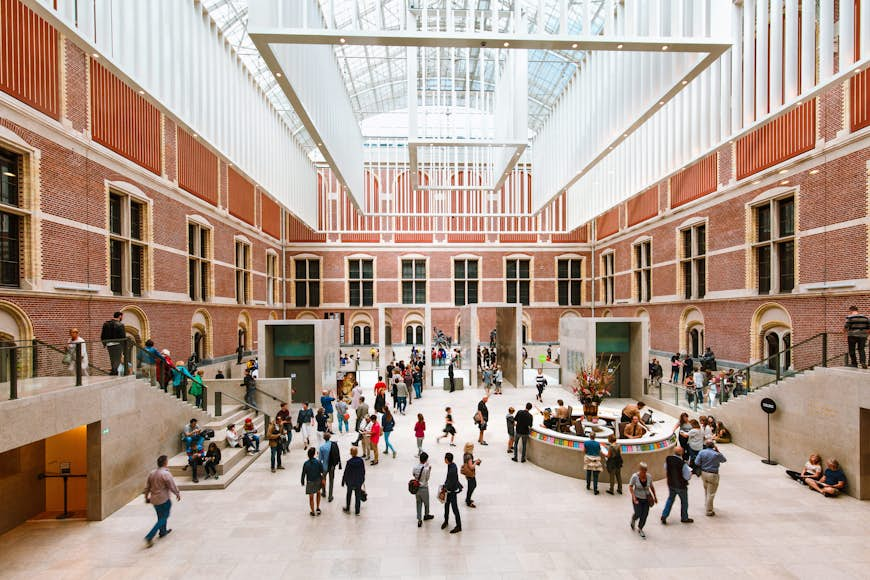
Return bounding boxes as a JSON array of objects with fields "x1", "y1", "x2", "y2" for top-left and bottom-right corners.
[{"x1": 247, "y1": 28, "x2": 732, "y2": 53}]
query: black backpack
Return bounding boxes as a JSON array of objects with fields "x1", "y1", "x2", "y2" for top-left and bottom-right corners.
[{"x1": 329, "y1": 441, "x2": 340, "y2": 468}]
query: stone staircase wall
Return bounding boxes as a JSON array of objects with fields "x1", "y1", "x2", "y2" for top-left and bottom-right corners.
[{"x1": 648, "y1": 367, "x2": 869, "y2": 499}]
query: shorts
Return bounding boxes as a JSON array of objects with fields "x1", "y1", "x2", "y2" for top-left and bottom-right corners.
[
  {"x1": 478, "y1": 422, "x2": 487, "y2": 431},
  {"x1": 443, "y1": 425, "x2": 456, "y2": 435},
  {"x1": 305, "y1": 479, "x2": 322, "y2": 495}
]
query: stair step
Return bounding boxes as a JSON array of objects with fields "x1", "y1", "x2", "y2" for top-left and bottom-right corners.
[{"x1": 175, "y1": 448, "x2": 266, "y2": 491}]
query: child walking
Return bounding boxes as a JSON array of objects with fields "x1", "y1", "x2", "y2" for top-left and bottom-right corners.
[{"x1": 436, "y1": 407, "x2": 456, "y2": 447}]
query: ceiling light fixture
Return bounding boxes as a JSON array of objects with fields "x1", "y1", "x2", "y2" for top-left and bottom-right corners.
[
  {"x1": 2, "y1": 171, "x2": 15, "y2": 178},
  {"x1": 662, "y1": 45, "x2": 669, "y2": 50},
  {"x1": 809, "y1": 169, "x2": 820, "y2": 174},
  {"x1": 192, "y1": 134, "x2": 198, "y2": 139},
  {"x1": 503, "y1": 41, "x2": 510, "y2": 47},
  {"x1": 138, "y1": 90, "x2": 144, "y2": 95},
  {"x1": 752, "y1": 180, "x2": 761, "y2": 184},
  {"x1": 275, "y1": 72, "x2": 282, "y2": 78},
  {"x1": 92, "y1": 53, "x2": 100, "y2": 59},
  {"x1": 339, "y1": 38, "x2": 346, "y2": 43},
  {"x1": 659, "y1": 101, "x2": 665, "y2": 105},
  {"x1": 617, "y1": 44, "x2": 623, "y2": 49},
  {"x1": 571, "y1": 43, "x2": 578, "y2": 49},
  {"x1": 854, "y1": 68, "x2": 862, "y2": 75},
  {"x1": 780, "y1": 180, "x2": 789, "y2": 185},
  {"x1": 778, "y1": 169, "x2": 788, "y2": 174}
]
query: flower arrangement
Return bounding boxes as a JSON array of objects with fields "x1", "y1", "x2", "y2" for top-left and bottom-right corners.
[{"x1": 572, "y1": 354, "x2": 620, "y2": 404}]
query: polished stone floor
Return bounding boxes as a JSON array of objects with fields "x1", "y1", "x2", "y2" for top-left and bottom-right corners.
[{"x1": 1, "y1": 386, "x2": 868, "y2": 579}]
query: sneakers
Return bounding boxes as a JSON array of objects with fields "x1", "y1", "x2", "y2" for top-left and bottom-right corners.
[
  {"x1": 423, "y1": 515, "x2": 434, "y2": 521},
  {"x1": 630, "y1": 516, "x2": 637, "y2": 531},
  {"x1": 681, "y1": 518, "x2": 694, "y2": 523},
  {"x1": 393, "y1": 450, "x2": 397, "y2": 459},
  {"x1": 342, "y1": 507, "x2": 350, "y2": 514},
  {"x1": 450, "y1": 526, "x2": 462, "y2": 534},
  {"x1": 638, "y1": 530, "x2": 646, "y2": 539},
  {"x1": 316, "y1": 508, "x2": 322, "y2": 515},
  {"x1": 511, "y1": 457, "x2": 518, "y2": 462},
  {"x1": 271, "y1": 468, "x2": 276, "y2": 473},
  {"x1": 480, "y1": 441, "x2": 488, "y2": 446},
  {"x1": 144, "y1": 537, "x2": 154, "y2": 548},
  {"x1": 441, "y1": 521, "x2": 448, "y2": 530},
  {"x1": 606, "y1": 490, "x2": 614, "y2": 495},
  {"x1": 277, "y1": 465, "x2": 285, "y2": 470},
  {"x1": 418, "y1": 519, "x2": 422, "y2": 528},
  {"x1": 660, "y1": 516, "x2": 667, "y2": 525}
]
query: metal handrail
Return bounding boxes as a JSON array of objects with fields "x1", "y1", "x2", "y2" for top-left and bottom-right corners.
[{"x1": 253, "y1": 386, "x2": 286, "y2": 405}]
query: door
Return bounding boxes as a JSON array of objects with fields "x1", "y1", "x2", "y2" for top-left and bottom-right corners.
[{"x1": 283, "y1": 360, "x2": 314, "y2": 403}]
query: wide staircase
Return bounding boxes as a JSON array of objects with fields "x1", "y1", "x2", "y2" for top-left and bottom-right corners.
[{"x1": 167, "y1": 403, "x2": 267, "y2": 491}]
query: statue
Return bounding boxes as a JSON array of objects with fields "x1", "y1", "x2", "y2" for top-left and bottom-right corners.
[{"x1": 432, "y1": 327, "x2": 452, "y2": 349}]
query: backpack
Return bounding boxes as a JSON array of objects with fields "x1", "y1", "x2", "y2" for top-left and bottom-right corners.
[
  {"x1": 329, "y1": 441, "x2": 340, "y2": 468},
  {"x1": 473, "y1": 411, "x2": 482, "y2": 424},
  {"x1": 408, "y1": 478, "x2": 420, "y2": 495}
]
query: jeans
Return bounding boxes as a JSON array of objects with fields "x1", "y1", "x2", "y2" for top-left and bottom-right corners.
[
  {"x1": 513, "y1": 434, "x2": 529, "y2": 461},
  {"x1": 345, "y1": 485, "x2": 361, "y2": 514},
  {"x1": 413, "y1": 383, "x2": 422, "y2": 398},
  {"x1": 632, "y1": 498, "x2": 650, "y2": 529},
  {"x1": 384, "y1": 432, "x2": 396, "y2": 455},
  {"x1": 416, "y1": 437, "x2": 424, "y2": 455},
  {"x1": 270, "y1": 446, "x2": 282, "y2": 469},
  {"x1": 194, "y1": 394, "x2": 203, "y2": 409},
  {"x1": 585, "y1": 470, "x2": 599, "y2": 491},
  {"x1": 465, "y1": 477, "x2": 477, "y2": 505},
  {"x1": 415, "y1": 486, "x2": 431, "y2": 520},
  {"x1": 671, "y1": 368, "x2": 680, "y2": 383},
  {"x1": 244, "y1": 388, "x2": 255, "y2": 408},
  {"x1": 338, "y1": 415, "x2": 349, "y2": 433},
  {"x1": 661, "y1": 486, "x2": 689, "y2": 521},
  {"x1": 444, "y1": 491, "x2": 461, "y2": 527},
  {"x1": 106, "y1": 343, "x2": 124, "y2": 375},
  {"x1": 608, "y1": 468, "x2": 622, "y2": 493},
  {"x1": 398, "y1": 396, "x2": 407, "y2": 413},
  {"x1": 324, "y1": 466, "x2": 336, "y2": 500},
  {"x1": 848, "y1": 335, "x2": 867, "y2": 367},
  {"x1": 145, "y1": 499, "x2": 172, "y2": 540},
  {"x1": 701, "y1": 471, "x2": 720, "y2": 514}
]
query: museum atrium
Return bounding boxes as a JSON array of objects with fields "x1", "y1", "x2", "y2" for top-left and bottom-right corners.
[{"x1": 0, "y1": 0, "x2": 868, "y2": 576}]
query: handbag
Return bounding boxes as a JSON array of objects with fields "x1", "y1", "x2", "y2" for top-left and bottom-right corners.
[
  {"x1": 460, "y1": 463, "x2": 473, "y2": 477},
  {"x1": 360, "y1": 486, "x2": 368, "y2": 502},
  {"x1": 437, "y1": 486, "x2": 446, "y2": 503},
  {"x1": 408, "y1": 478, "x2": 420, "y2": 495}
]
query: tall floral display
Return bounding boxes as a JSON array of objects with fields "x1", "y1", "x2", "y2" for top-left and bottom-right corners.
[{"x1": 572, "y1": 354, "x2": 619, "y2": 418}]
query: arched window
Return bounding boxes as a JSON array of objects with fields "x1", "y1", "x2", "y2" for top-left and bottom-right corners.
[
  {"x1": 406, "y1": 325, "x2": 414, "y2": 345},
  {"x1": 689, "y1": 327, "x2": 704, "y2": 359},
  {"x1": 764, "y1": 329, "x2": 792, "y2": 371},
  {"x1": 752, "y1": 303, "x2": 793, "y2": 370},
  {"x1": 415, "y1": 325, "x2": 424, "y2": 345},
  {"x1": 522, "y1": 324, "x2": 528, "y2": 345},
  {"x1": 193, "y1": 331, "x2": 204, "y2": 361},
  {"x1": 353, "y1": 325, "x2": 371, "y2": 346},
  {"x1": 405, "y1": 324, "x2": 423, "y2": 345}
]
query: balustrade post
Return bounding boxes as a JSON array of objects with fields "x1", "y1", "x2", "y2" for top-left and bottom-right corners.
[
  {"x1": 821, "y1": 333, "x2": 828, "y2": 367},
  {"x1": 75, "y1": 342, "x2": 83, "y2": 387},
  {"x1": 9, "y1": 347, "x2": 18, "y2": 400},
  {"x1": 215, "y1": 391, "x2": 222, "y2": 417}
]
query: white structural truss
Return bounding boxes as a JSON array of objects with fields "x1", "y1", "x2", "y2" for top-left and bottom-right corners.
[{"x1": 248, "y1": 0, "x2": 730, "y2": 226}]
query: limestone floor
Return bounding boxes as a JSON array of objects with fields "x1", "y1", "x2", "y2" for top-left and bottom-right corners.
[{"x1": 1, "y1": 386, "x2": 868, "y2": 579}]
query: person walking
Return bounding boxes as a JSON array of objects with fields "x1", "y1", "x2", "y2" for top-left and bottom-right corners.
[
  {"x1": 66, "y1": 328, "x2": 89, "y2": 377},
  {"x1": 412, "y1": 366, "x2": 423, "y2": 399},
  {"x1": 535, "y1": 368, "x2": 547, "y2": 402},
  {"x1": 441, "y1": 452, "x2": 462, "y2": 533},
  {"x1": 583, "y1": 432, "x2": 603, "y2": 494},
  {"x1": 335, "y1": 397, "x2": 349, "y2": 434},
  {"x1": 604, "y1": 434, "x2": 623, "y2": 495},
  {"x1": 242, "y1": 368, "x2": 256, "y2": 410},
  {"x1": 354, "y1": 396, "x2": 369, "y2": 440},
  {"x1": 100, "y1": 311, "x2": 126, "y2": 375},
  {"x1": 696, "y1": 440, "x2": 727, "y2": 516},
  {"x1": 368, "y1": 415, "x2": 382, "y2": 465},
  {"x1": 844, "y1": 305, "x2": 870, "y2": 368},
  {"x1": 382, "y1": 408, "x2": 397, "y2": 458},
  {"x1": 396, "y1": 376, "x2": 409, "y2": 415},
  {"x1": 461, "y1": 442, "x2": 481, "y2": 508},
  {"x1": 447, "y1": 362, "x2": 455, "y2": 392},
  {"x1": 505, "y1": 407, "x2": 516, "y2": 455},
  {"x1": 318, "y1": 432, "x2": 342, "y2": 502},
  {"x1": 320, "y1": 389, "x2": 336, "y2": 427},
  {"x1": 412, "y1": 452, "x2": 435, "y2": 527},
  {"x1": 351, "y1": 382, "x2": 362, "y2": 410},
  {"x1": 493, "y1": 365, "x2": 503, "y2": 395},
  {"x1": 341, "y1": 446, "x2": 366, "y2": 515},
  {"x1": 414, "y1": 413, "x2": 426, "y2": 457},
  {"x1": 296, "y1": 402, "x2": 314, "y2": 450},
  {"x1": 628, "y1": 462, "x2": 657, "y2": 539},
  {"x1": 143, "y1": 455, "x2": 181, "y2": 547},
  {"x1": 436, "y1": 407, "x2": 456, "y2": 446},
  {"x1": 266, "y1": 417, "x2": 285, "y2": 473},
  {"x1": 301, "y1": 447, "x2": 324, "y2": 516},
  {"x1": 512, "y1": 403, "x2": 533, "y2": 462},
  {"x1": 475, "y1": 396, "x2": 489, "y2": 446},
  {"x1": 660, "y1": 445, "x2": 693, "y2": 524}
]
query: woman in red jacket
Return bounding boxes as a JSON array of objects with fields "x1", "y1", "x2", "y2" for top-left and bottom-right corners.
[
  {"x1": 368, "y1": 415, "x2": 381, "y2": 466},
  {"x1": 414, "y1": 413, "x2": 426, "y2": 457}
]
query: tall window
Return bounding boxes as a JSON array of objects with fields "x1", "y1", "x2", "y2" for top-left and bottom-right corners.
[
  {"x1": 557, "y1": 258, "x2": 583, "y2": 306},
  {"x1": 401, "y1": 259, "x2": 426, "y2": 304},
  {"x1": 108, "y1": 191, "x2": 147, "y2": 296},
  {"x1": 680, "y1": 224, "x2": 706, "y2": 299},
  {"x1": 633, "y1": 241, "x2": 652, "y2": 303},
  {"x1": 353, "y1": 324, "x2": 371, "y2": 345},
  {"x1": 602, "y1": 253, "x2": 615, "y2": 305},
  {"x1": 454, "y1": 259, "x2": 479, "y2": 306},
  {"x1": 187, "y1": 222, "x2": 210, "y2": 301},
  {"x1": 0, "y1": 150, "x2": 23, "y2": 288},
  {"x1": 754, "y1": 196, "x2": 795, "y2": 295},
  {"x1": 295, "y1": 258, "x2": 321, "y2": 307},
  {"x1": 266, "y1": 253, "x2": 279, "y2": 305},
  {"x1": 506, "y1": 258, "x2": 530, "y2": 305},
  {"x1": 234, "y1": 240, "x2": 251, "y2": 305},
  {"x1": 348, "y1": 259, "x2": 374, "y2": 307}
]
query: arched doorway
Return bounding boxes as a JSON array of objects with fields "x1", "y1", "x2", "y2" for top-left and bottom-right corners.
[
  {"x1": 348, "y1": 311, "x2": 374, "y2": 346},
  {"x1": 751, "y1": 303, "x2": 793, "y2": 370},
  {"x1": 679, "y1": 306, "x2": 704, "y2": 357},
  {"x1": 191, "y1": 309, "x2": 213, "y2": 361},
  {"x1": 0, "y1": 300, "x2": 33, "y2": 380},
  {"x1": 402, "y1": 311, "x2": 424, "y2": 346}
]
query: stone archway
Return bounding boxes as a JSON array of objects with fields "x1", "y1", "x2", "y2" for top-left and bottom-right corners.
[
  {"x1": 120, "y1": 305, "x2": 149, "y2": 347},
  {"x1": 237, "y1": 310, "x2": 253, "y2": 352},
  {"x1": 191, "y1": 309, "x2": 213, "y2": 360},
  {"x1": 0, "y1": 300, "x2": 34, "y2": 379},
  {"x1": 679, "y1": 306, "x2": 704, "y2": 357},
  {"x1": 751, "y1": 303, "x2": 793, "y2": 368}
]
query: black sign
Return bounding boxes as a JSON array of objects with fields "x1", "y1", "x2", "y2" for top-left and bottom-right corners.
[{"x1": 760, "y1": 398, "x2": 777, "y2": 414}]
